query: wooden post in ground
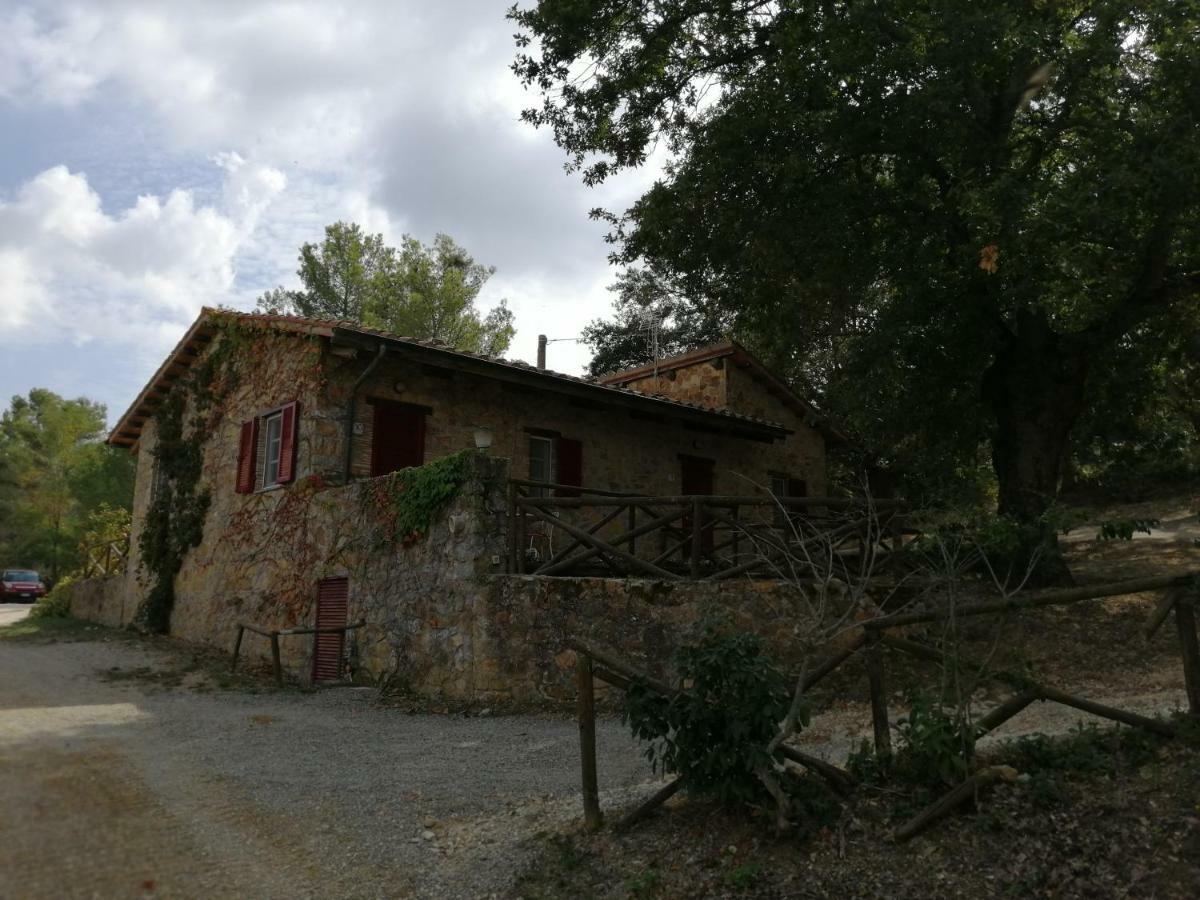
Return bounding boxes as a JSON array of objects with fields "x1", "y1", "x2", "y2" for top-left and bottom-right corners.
[
  {"x1": 230, "y1": 625, "x2": 245, "y2": 673},
  {"x1": 506, "y1": 482, "x2": 518, "y2": 573},
  {"x1": 516, "y1": 504, "x2": 527, "y2": 574},
  {"x1": 618, "y1": 778, "x2": 682, "y2": 830},
  {"x1": 1175, "y1": 593, "x2": 1200, "y2": 717},
  {"x1": 269, "y1": 632, "x2": 283, "y2": 687},
  {"x1": 690, "y1": 497, "x2": 703, "y2": 579},
  {"x1": 628, "y1": 505, "x2": 637, "y2": 556},
  {"x1": 576, "y1": 652, "x2": 602, "y2": 830},
  {"x1": 865, "y1": 630, "x2": 892, "y2": 761}
]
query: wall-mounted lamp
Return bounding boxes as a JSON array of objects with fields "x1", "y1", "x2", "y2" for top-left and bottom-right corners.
[{"x1": 473, "y1": 425, "x2": 494, "y2": 452}]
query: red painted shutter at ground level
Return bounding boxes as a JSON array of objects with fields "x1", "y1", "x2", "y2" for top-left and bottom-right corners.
[{"x1": 312, "y1": 577, "x2": 349, "y2": 683}]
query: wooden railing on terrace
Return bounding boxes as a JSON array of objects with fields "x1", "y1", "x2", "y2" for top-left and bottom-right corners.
[
  {"x1": 81, "y1": 534, "x2": 131, "y2": 577},
  {"x1": 506, "y1": 479, "x2": 910, "y2": 580}
]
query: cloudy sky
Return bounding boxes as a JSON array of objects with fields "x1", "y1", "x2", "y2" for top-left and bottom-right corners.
[{"x1": 0, "y1": 0, "x2": 655, "y2": 426}]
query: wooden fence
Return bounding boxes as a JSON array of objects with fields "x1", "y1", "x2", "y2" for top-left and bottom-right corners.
[
  {"x1": 507, "y1": 479, "x2": 909, "y2": 580},
  {"x1": 569, "y1": 572, "x2": 1200, "y2": 837},
  {"x1": 230, "y1": 619, "x2": 366, "y2": 686},
  {"x1": 81, "y1": 535, "x2": 131, "y2": 577}
]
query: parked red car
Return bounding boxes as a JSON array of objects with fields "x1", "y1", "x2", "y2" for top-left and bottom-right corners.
[{"x1": 1, "y1": 570, "x2": 46, "y2": 602}]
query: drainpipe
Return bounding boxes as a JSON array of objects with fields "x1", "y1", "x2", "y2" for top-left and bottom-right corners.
[{"x1": 342, "y1": 343, "x2": 387, "y2": 484}]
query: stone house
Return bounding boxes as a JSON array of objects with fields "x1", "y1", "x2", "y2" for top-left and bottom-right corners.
[{"x1": 79, "y1": 308, "x2": 837, "y2": 696}]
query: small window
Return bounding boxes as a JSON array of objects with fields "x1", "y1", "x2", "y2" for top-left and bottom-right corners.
[
  {"x1": 528, "y1": 435, "x2": 556, "y2": 497},
  {"x1": 770, "y1": 474, "x2": 806, "y2": 528},
  {"x1": 262, "y1": 411, "x2": 284, "y2": 487},
  {"x1": 237, "y1": 400, "x2": 298, "y2": 494}
]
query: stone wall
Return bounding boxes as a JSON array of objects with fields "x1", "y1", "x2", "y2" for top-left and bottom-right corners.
[
  {"x1": 64, "y1": 575, "x2": 127, "y2": 628},
  {"x1": 103, "y1": 325, "x2": 832, "y2": 695},
  {"x1": 426, "y1": 575, "x2": 822, "y2": 706},
  {"x1": 618, "y1": 361, "x2": 728, "y2": 410}
]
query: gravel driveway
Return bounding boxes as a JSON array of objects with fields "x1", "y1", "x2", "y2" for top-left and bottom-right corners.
[{"x1": 0, "y1": 619, "x2": 654, "y2": 899}]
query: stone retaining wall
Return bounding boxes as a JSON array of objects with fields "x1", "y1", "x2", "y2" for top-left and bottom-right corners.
[
  {"x1": 68, "y1": 450, "x2": 834, "y2": 703},
  {"x1": 64, "y1": 575, "x2": 128, "y2": 628}
]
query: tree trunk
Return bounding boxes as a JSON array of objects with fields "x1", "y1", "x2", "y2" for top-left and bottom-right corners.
[{"x1": 983, "y1": 310, "x2": 1091, "y2": 582}]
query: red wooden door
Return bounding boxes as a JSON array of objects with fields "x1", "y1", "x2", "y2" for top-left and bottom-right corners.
[
  {"x1": 371, "y1": 401, "x2": 426, "y2": 477},
  {"x1": 680, "y1": 456, "x2": 714, "y2": 495},
  {"x1": 312, "y1": 577, "x2": 349, "y2": 683}
]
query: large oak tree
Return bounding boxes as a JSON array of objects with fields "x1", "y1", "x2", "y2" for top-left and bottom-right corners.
[{"x1": 511, "y1": 2, "x2": 1199, "y2": 540}]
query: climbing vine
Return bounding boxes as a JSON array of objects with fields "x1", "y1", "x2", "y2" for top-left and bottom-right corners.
[
  {"x1": 362, "y1": 450, "x2": 474, "y2": 547},
  {"x1": 134, "y1": 319, "x2": 282, "y2": 632}
]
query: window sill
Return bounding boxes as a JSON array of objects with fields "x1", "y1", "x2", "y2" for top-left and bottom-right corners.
[{"x1": 254, "y1": 482, "x2": 285, "y2": 495}]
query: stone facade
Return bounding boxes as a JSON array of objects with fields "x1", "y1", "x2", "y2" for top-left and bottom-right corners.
[
  {"x1": 97, "y1": 314, "x2": 833, "y2": 696},
  {"x1": 343, "y1": 353, "x2": 824, "y2": 497}
]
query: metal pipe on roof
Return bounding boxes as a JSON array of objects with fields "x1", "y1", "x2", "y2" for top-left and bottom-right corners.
[
  {"x1": 537, "y1": 334, "x2": 547, "y2": 370},
  {"x1": 342, "y1": 343, "x2": 387, "y2": 484}
]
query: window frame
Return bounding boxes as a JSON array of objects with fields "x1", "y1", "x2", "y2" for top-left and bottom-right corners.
[
  {"x1": 261, "y1": 409, "x2": 285, "y2": 489},
  {"x1": 769, "y1": 472, "x2": 793, "y2": 529},
  {"x1": 527, "y1": 434, "x2": 557, "y2": 497}
]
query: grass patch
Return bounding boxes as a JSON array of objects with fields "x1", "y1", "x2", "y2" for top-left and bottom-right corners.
[{"x1": 0, "y1": 615, "x2": 124, "y2": 644}]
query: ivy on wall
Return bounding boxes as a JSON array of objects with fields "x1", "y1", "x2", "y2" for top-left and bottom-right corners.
[
  {"x1": 134, "y1": 322, "x2": 278, "y2": 632},
  {"x1": 133, "y1": 314, "x2": 479, "y2": 635},
  {"x1": 363, "y1": 450, "x2": 474, "y2": 547}
]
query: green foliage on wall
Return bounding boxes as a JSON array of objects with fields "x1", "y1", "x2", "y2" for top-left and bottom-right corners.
[
  {"x1": 135, "y1": 327, "x2": 250, "y2": 633},
  {"x1": 363, "y1": 450, "x2": 474, "y2": 546}
]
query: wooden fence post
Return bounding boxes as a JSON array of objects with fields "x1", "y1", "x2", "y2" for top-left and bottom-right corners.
[
  {"x1": 628, "y1": 505, "x2": 637, "y2": 556},
  {"x1": 690, "y1": 497, "x2": 703, "y2": 579},
  {"x1": 1176, "y1": 594, "x2": 1200, "y2": 717},
  {"x1": 865, "y1": 629, "x2": 892, "y2": 761},
  {"x1": 507, "y1": 481, "x2": 518, "y2": 574},
  {"x1": 230, "y1": 625, "x2": 245, "y2": 673},
  {"x1": 577, "y1": 652, "x2": 603, "y2": 830},
  {"x1": 270, "y1": 632, "x2": 283, "y2": 687}
]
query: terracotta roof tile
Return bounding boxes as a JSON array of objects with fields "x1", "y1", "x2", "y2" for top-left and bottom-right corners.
[{"x1": 108, "y1": 309, "x2": 789, "y2": 447}]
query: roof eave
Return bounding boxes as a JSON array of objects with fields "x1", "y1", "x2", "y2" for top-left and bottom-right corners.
[{"x1": 329, "y1": 328, "x2": 788, "y2": 441}]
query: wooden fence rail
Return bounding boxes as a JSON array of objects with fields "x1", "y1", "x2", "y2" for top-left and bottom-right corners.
[
  {"x1": 566, "y1": 573, "x2": 1200, "y2": 838},
  {"x1": 507, "y1": 479, "x2": 909, "y2": 581},
  {"x1": 81, "y1": 535, "x2": 131, "y2": 577},
  {"x1": 230, "y1": 620, "x2": 366, "y2": 686}
]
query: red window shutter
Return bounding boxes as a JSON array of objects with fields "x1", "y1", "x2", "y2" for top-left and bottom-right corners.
[
  {"x1": 277, "y1": 401, "x2": 299, "y2": 484},
  {"x1": 556, "y1": 438, "x2": 583, "y2": 497},
  {"x1": 236, "y1": 419, "x2": 258, "y2": 494},
  {"x1": 371, "y1": 401, "x2": 426, "y2": 476}
]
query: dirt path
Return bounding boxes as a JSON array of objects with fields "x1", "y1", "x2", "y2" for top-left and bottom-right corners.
[{"x1": 0, "y1": 631, "x2": 653, "y2": 899}]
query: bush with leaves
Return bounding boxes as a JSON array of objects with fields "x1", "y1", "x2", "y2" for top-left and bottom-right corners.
[
  {"x1": 847, "y1": 693, "x2": 977, "y2": 790},
  {"x1": 29, "y1": 575, "x2": 76, "y2": 619},
  {"x1": 623, "y1": 623, "x2": 797, "y2": 809}
]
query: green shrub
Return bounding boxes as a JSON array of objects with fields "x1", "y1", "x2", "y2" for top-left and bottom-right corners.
[
  {"x1": 847, "y1": 694, "x2": 976, "y2": 789},
  {"x1": 893, "y1": 694, "x2": 977, "y2": 787},
  {"x1": 29, "y1": 575, "x2": 76, "y2": 619},
  {"x1": 1005, "y1": 723, "x2": 1164, "y2": 775},
  {"x1": 623, "y1": 623, "x2": 795, "y2": 808}
]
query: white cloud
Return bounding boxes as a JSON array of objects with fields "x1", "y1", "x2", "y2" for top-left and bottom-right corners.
[
  {"x1": 0, "y1": 160, "x2": 285, "y2": 344},
  {"x1": 0, "y1": 1, "x2": 666, "y2": 418}
]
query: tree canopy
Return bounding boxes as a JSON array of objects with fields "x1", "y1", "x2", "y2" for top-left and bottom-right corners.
[
  {"x1": 257, "y1": 222, "x2": 515, "y2": 356},
  {"x1": 0, "y1": 389, "x2": 134, "y2": 580},
  {"x1": 512, "y1": 1, "x2": 1200, "y2": 529}
]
